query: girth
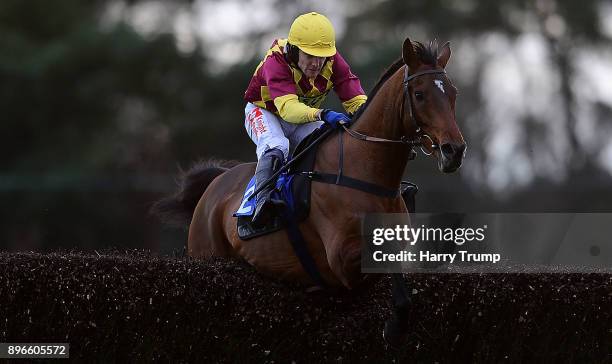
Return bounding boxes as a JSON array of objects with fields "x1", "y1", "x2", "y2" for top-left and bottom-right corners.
[{"x1": 303, "y1": 171, "x2": 399, "y2": 198}]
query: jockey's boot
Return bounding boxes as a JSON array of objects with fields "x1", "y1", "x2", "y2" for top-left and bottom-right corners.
[{"x1": 252, "y1": 148, "x2": 287, "y2": 227}]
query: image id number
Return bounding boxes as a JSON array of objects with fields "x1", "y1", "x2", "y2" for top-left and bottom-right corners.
[{"x1": 0, "y1": 343, "x2": 69, "y2": 358}]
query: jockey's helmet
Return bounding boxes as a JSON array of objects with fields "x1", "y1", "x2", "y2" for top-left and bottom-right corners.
[{"x1": 287, "y1": 12, "x2": 336, "y2": 58}]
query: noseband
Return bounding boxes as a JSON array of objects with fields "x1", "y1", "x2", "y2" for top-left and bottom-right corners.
[{"x1": 343, "y1": 65, "x2": 446, "y2": 155}]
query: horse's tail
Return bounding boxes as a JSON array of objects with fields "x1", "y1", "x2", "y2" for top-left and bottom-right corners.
[{"x1": 151, "y1": 159, "x2": 240, "y2": 227}]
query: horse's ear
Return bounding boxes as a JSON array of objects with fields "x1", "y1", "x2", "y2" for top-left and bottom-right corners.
[
  {"x1": 437, "y1": 41, "x2": 451, "y2": 68},
  {"x1": 402, "y1": 37, "x2": 419, "y2": 70}
]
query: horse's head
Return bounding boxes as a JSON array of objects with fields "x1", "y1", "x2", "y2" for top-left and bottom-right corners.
[{"x1": 401, "y1": 37, "x2": 466, "y2": 173}]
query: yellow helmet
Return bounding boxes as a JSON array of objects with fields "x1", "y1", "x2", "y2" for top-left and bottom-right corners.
[{"x1": 288, "y1": 12, "x2": 336, "y2": 57}]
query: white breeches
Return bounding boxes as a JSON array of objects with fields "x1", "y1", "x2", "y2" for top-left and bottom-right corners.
[{"x1": 244, "y1": 102, "x2": 324, "y2": 160}]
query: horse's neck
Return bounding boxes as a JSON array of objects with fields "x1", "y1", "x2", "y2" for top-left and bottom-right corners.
[
  {"x1": 323, "y1": 68, "x2": 412, "y2": 190},
  {"x1": 353, "y1": 69, "x2": 407, "y2": 142}
]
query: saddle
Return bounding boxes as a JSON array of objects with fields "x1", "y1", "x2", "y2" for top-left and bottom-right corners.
[{"x1": 234, "y1": 125, "x2": 419, "y2": 241}]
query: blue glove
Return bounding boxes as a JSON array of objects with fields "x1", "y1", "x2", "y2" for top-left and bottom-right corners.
[{"x1": 321, "y1": 109, "x2": 351, "y2": 128}]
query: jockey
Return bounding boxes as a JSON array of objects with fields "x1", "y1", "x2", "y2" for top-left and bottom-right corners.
[{"x1": 244, "y1": 12, "x2": 368, "y2": 226}]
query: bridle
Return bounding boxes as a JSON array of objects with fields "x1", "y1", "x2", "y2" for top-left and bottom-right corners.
[{"x1": 342, "y1": 65, "x2": 447, "y2": 156}]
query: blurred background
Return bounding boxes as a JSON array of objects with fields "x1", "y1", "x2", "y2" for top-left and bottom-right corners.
[{"x1": 1, "y1": 0, "x2": 611, "y2": 253}]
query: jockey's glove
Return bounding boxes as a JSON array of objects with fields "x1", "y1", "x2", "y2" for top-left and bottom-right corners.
[{"x1": 321, "y1": 109, "x2": 351, "y2": 128}]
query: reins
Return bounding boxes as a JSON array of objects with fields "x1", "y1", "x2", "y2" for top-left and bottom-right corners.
[{"x1": 309, "y1": 65, "x2": 448, "y2": 197}]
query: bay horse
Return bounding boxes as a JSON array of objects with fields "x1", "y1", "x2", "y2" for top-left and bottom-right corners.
[{"x1": 154, "y1": 37, "x2": 465, "y2": 346}]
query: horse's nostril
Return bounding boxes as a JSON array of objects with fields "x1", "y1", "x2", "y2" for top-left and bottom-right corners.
[{"x1": 440, "y1": 143, "x2": 454, "y2": 156}]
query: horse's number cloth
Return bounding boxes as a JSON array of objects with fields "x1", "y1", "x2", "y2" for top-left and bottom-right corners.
[{"x1": 234, "y1": 177, "x2": 257, "y2": 216}]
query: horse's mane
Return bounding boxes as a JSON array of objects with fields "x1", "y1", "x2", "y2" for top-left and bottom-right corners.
[
  {"x1": 351, "y1": 40, "x2": 440, "y2": 122},
  {"x1": 413, "y1": 40, "x2": 440, "y2": 67},
  {"x1": 350, "y1": 58, "x2": 403, "y2": 122}
]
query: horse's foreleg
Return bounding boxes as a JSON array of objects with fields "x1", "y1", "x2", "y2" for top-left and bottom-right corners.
[
  {"x1": 383, "y1": 273, "x2": 411, "y2": 348},
  {"x1": 382, "y1": 183, "x2": 418, "y2": 347}
]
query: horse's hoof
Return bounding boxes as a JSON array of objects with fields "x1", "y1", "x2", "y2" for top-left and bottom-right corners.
[{"x1": 383, "y1": 320, "x2": 407, "y2": 349}]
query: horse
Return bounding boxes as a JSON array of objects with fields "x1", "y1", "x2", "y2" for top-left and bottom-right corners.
[{"x1": 154, "y1": 37, "x2": 466, "y2": 346}]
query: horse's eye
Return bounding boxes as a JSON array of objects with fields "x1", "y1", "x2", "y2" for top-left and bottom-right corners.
[{"x1": 414, "y1": 91, "x2": 424, "y2": 101}]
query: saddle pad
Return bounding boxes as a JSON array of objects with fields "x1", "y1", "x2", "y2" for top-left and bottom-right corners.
[
  {"x1": 235, "y1": 173, "x2": 312, "y2": 240},
  {"x1": 233, "y1": 174, "x2": 298, "y2": 217}
]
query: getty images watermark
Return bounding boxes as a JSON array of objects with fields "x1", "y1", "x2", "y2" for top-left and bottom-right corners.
[
  {"x1": 371, "y1": 223, "x2": 498, "y2": 264},
  {"x1": 362, "y1": 213, "x2": 612, "y2": 273}
]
